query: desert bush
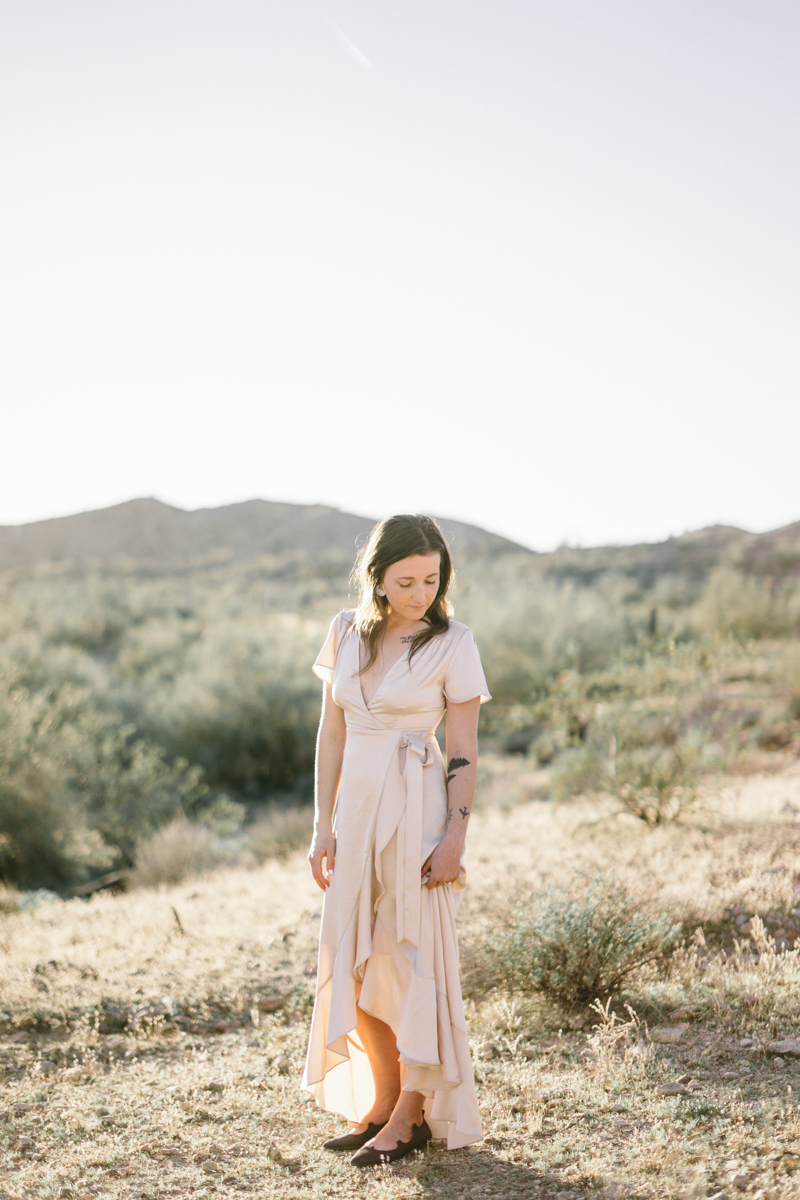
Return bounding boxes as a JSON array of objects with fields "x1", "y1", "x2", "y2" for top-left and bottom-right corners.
[
  {"x1": 694, "y1": 567, "x2": 800, "y2": 639},
  {"x1": 609, "y1": 739, "x2": 701, "y2": 825},
  {"x1": 114, "y1": 610, "x2": 323, "y2": 793},
  {"x1": 551, "y1": 717, "x2": 702, "y2": 825},
  {"x1": 458, "y1": 569, "x2": 647, "y2": 708},
  {"x1": 464, "y1": 874, "x2": 681, "y2": 1008},
  {"x1": 0, "y1": 668, "x2": 208, "y2": 889},
  {"x1": 248, "y1": 805, "x2": 314, "y2": 862},
  {"x1": 129, "y1": 815, "x2": 221, "y2": 888}
]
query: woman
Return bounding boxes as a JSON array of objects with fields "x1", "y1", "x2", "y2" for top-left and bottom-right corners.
[{"x1": 301, "y1": 514, "x2": 491, "y2": 1165}]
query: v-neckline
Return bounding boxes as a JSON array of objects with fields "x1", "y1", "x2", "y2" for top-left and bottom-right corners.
[{"x1": 358, "y1": 642, "x2": 409, "y2": 711}]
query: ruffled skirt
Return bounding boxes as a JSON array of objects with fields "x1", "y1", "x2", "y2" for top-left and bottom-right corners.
[{"x1": 301, "y1": 821, "x2": 482, "y2": 1149}]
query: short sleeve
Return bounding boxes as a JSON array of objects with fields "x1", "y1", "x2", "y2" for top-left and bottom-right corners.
[
  {"x1": 444, "y1": 628, "x2": 492, "y2": 705},
  {"x1": 312, "y1": 613, "x2": 341, "y2": 684}
]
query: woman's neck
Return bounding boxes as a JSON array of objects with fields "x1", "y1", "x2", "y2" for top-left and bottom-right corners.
[{"x1": 384, "y1": 611, "x2": 428, "y2": 635}]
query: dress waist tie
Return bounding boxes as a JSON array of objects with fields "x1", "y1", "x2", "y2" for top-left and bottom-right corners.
[{"x1": 395, "y1": 731, "x2": 435, "y2": 948}]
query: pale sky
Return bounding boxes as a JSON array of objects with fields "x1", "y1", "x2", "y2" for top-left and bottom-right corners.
[{"x1": 1, "y1": 1, "x2": 798, "y2": 551}]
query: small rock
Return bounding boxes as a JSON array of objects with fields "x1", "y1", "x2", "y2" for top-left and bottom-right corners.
[
  {"x1": 732, "y1": 1175, "x2": 749, "y2": 1190},
  {"x1": 654, "y1": 1082, "x2": 688, "y2": 1096},
  {"x1": 256, "y1": 995, "x2": 289, "y2": 1013},
  {"x1": 740, "y1": 1038, "x2": 754, "y2": 1047},
  {"x1": 721, "y1": 1071, "x2": 738, "y2": 1080},
  {"x1": 478, "y1": 1042, "x2": 496, "y2": 1060},
  {"x1": 773, "y1": 1057, "x2": 785, "y2": 1068},
  {"x1": 610, "y1": 1103, "x2": 626, "y2": 1112},
  {"x1": 768, "y1": 1039, "x2": 800, "y2": 1057},
  {"x1": 677, "y1": 1073, "x2": 691, "y2": 1083},
  {"x1": 273, "y1": 1053, "x2": 290, "y2": 1073},
  {"x1": 652, "y1": 1027, "x2": 684, "y2": 1045},
  {"x1": 688, "y1": 1079, "x2": 703, "y2": 1090},
  {"x1": 204, "y1": 1080, "x2": 224, "y2": 1093},
  {"x1": 35, "y1": 1061, "x2": 56, "y2": 1076}
]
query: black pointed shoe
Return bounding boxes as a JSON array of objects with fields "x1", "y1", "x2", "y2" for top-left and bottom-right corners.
[
  {"x1": 322, "y1": 1121, "x2": 388, "y2": 1151},
  {"x1": 350, "y1": 1118, "x2": 432, "y2": 1165}
]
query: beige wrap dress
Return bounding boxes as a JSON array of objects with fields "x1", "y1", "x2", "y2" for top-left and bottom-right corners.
[{"x1": 301, "y1": 611, "x2": 491, "y2": 1150}]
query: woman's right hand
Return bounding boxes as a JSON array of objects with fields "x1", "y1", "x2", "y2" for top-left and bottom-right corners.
[{"x1": 308, "y1": 828, "x2": 336, "y2": 891}]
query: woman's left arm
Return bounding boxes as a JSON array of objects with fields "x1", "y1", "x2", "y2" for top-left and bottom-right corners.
[{"x1": 423, "y1": 697, "x2": 480, "y2": 888}]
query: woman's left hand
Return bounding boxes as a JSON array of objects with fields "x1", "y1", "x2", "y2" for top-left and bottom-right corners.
[{"x1": 421, "y1": 839, "x2": 462, "y2": 889}]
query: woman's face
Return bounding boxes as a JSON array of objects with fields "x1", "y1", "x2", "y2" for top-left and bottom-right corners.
[{"x1": 381, "y1": 553, "x2": 441, "y2": 622}]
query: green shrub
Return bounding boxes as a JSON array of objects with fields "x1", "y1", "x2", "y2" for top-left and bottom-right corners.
[
  {"x1": 464, "y1": 874, "x2": 681, "y2": 1008},
  {"x1": 548, "y1": 691, "x2": 703, "y2": 825},
  {"x1": 694, "y1": 567, "x2": 800, "y2": 639},
  {"x1": 0, "y1": 669, "x2": 207, "y2": 889}
]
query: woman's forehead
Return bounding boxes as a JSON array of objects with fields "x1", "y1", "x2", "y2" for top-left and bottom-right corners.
[{"x1": 386, "y1": 553, "x2": 440, "y2": 576}]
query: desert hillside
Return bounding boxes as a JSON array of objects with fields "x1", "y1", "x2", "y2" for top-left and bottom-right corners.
[
  {"x1": 2, "y1": 497, "x2": 800, "y2": 584},
  {"x1": 0, "y1": 498, "x2": 527, "y2": 571}
]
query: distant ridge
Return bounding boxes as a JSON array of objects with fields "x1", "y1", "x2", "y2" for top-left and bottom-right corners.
[
  {"x1": 541, "y1": 521, "x2": 800, "y2": 587},
  {"x1": 0, "y1": 498, "x2": 528, "y2": 571},
  {"x1": 1, "y1": 499, "x2": 798, "y2": 583}
]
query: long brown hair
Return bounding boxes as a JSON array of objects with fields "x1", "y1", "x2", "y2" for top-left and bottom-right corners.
[{"x1": 351, "y1": 514, "x2": 454, "y2": 671}]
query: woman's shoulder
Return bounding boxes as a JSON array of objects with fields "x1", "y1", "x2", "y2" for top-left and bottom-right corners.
[
  {"x1": 438, "y1": 618, "x2": 476, "y2": 649},
  {"x1": 333, "y1": 608, "x2": 357, "y2": 634},
  {"x1": 444, "y1": 618, "x2": 473, "y2": 639}
]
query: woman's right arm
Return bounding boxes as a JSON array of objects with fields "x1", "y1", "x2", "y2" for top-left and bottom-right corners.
[{"x1": 308, "y1": 681, "x2": 346, "y2": 890}]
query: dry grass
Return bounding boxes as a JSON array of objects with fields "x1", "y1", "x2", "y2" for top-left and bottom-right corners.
[
  {"x1": 248, "y1": 806, "x2": 314, "y2": 864},
  {"x1": 2, "y1": 762, "x2": 800, "y2": 1198},
  {"x1": 128, "y1": 817, "x2": 223, "y2": 889}
]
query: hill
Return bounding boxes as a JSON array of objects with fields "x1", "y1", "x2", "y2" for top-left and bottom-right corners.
[
  {"x1": 542, "y1": 521, "x2": 800, "y2": 588},
  {"x1": 0, "y1": 498, "x2": 527, "y2": 571},
  {"x1": 1, "y1": 498, "x2": 798, "y2": 584}
]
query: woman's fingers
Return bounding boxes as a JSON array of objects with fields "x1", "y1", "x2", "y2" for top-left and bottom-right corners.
[
  {"x1": 309, "y1": 853, "x2": 329, "y2": 890},
  {"x1": 308, "y1": 835, "x2": 336, "y2": 891}
]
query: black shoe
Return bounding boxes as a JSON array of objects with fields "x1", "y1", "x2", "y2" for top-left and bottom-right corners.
[
  {"x1": 350, "y1": 1119, "x2": 431, "y2": 1165},
  {"x1": 323, "y1": 1121, "x2": 388, "y2": 1151}
]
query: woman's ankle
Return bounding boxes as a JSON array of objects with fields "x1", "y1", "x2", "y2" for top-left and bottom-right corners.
[{"x1": 366, "y1": 1097, "x2": 399, "y2": 1123}]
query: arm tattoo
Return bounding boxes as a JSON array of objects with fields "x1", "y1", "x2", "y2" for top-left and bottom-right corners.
[
  {"x1": 446, "y1": 756, "x2": 471, "y2": 784},
  {"x1": 446, "y1": 806, "x2": 453, "y2": 826},
  {"x1": 459, "y1": 806, "x2": 469, "y2": 820}
]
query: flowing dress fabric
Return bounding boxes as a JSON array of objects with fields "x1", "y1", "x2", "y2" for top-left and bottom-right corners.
[{"x1": 301, "y1": 612, "x2": 491, "y2": 1150}]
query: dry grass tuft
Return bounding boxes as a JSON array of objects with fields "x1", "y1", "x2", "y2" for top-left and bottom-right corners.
[
  {"x1": 128, "y1": 814, "x2": 222, "y2": 888},
  {"x1": 248, "y1": 805, "x2": 314, "y2": 863}
]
